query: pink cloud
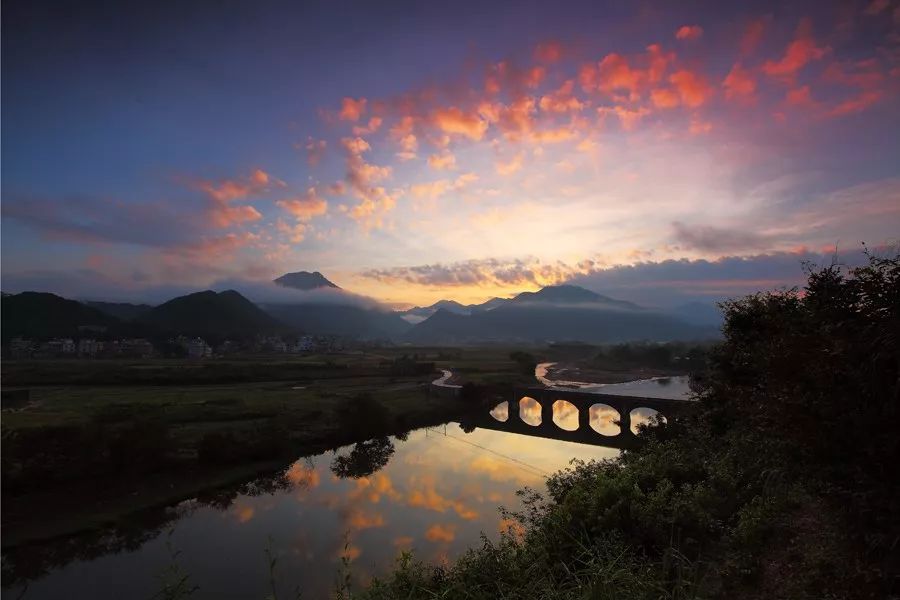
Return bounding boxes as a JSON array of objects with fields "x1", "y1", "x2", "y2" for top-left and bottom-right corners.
[
  {"x1": 723, "y1": 63, "x2": 757, "y2": 101},
  {"x1": 427, "y1": 151, "x2": 456, "y2": 170},
  {"x1": 534, "y1": 41, "x2": 563, "y2": 64},
  {"x1": 827, "y1": 90, "x2": 884, "y2": 117},
  {"x1": 740, "y1": 17, "x2": 769, "y2": 56},
  {"x1": 276, "y1": 188, "x2": 329, "y2": 222},
  {"x1": 650, "y1": 87, "x2": 680, "y2": 108},
  {"x1": 539, "y1": 80, "x2": 585, "y2": 113},
  {"x1": 431, "y1": 106, "x2": 488, "y2": 140},
  {"x1": 669, "y1": 69, "x2": 713, "y2": 107},
  {"x1": 339, "y1": 97, "x2": 367, "y2": 121},
  {"x1": 495, "y1": 152, "x2": 524, "y2": 175},
  {"x1": 762, "y1": 20, "x2": 830, "y2": 82},
  {"x1": 675, "y1": 25, "x2": 703, "y2": 41}
]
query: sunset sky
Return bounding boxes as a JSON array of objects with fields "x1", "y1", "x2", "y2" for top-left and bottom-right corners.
[{"x1": 3, "y1": 0, "x2": 899, "y2": 307}]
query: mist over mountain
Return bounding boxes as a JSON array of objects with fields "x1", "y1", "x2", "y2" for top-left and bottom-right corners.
[
  {"x1": 403, "y1": 284, "x2": 717, "y2": 345},
  {"x1": 400, "y1": 297, "x2": 509, "y2": 324}
]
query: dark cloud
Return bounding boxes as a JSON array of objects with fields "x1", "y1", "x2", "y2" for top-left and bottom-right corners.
[
  {"x1": 567, "y1": 247, "x2": 880, "y2": 308},
  {"x1": 1, "y1": 194, "x2": 202, "y2": 247},
  {"x1": 670, "y1": 221, "x2": 771, "y2": 253}
]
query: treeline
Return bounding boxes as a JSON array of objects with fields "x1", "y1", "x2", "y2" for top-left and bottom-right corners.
[
  {"x1": 359, "y1": 251, "x2": 899, "y2": 599},
  {"x1": 593, "y1": 341, "x2": 709, "y2": 371}
]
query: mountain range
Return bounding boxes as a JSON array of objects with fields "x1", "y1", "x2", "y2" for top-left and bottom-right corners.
[
  {"x1": 401, "y1": 285, "x2": 717, "y2": 344},
  {"x1": 2, "y1": 272, "x2": 722, "y2": 344}
]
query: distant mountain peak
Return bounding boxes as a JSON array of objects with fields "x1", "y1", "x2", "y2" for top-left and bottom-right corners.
[{"x1": 274, "y1": 271, "x2": 339, "y2": 290}]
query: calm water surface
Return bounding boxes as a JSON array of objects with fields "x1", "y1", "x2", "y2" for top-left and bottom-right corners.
[
  {"x1": 4, "y1": 373, "x2": 690, "y2": 599},
  {"x1": 4, "y1": 421, "x2": 619, "y2": 599}
]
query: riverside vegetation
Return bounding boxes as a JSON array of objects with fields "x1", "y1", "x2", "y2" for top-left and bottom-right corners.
[{"x1": 360, "y1": 252, "x2": 899, "y2": 600}]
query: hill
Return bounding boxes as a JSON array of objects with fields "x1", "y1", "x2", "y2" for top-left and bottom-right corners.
[
  {"x1": 273, "y1": 271, "x2": 339, "y2": 290},
  {"x1": 404, "y1": 285, "x2": 715, "y2": 344},
  {"x1": 264, "y1": 303, "x2": 411, "y2": 339},
  {"x1": 1, "y1": 292, "x2": 121, "y2": 342},
  {"x1": 86, "y1": 301, "x2": 154, "y2": 321},
  {"x1": 137, "y1": 290, "x2": 286, "y2": 339}
]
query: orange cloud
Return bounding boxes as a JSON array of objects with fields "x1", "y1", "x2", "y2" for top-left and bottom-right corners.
[
  {"x1": 276, "y1": 188, "x2": 329, "y2": 222},
  {"x1": 339, "y1": 97, "x2": 367, "y2": 121},
  {"x1": 286, "y1": 462, "x2": 322, "y2": 489},
  {"x1": 424, "y1": 523, "x2": 456, "y2": 543},
  {"x1": 534, "y1": 41, "x2": 563, "y2": 64},
  {"x1": 195, "y1": 168, "x2": 271, "y2": 203},
  {"x1": 407, "y1": 476, "x2": 479, "y2": 520},
  {"x1": 347, "y1": 508, "x2": 385, "y2": 530},
  {"x1": 669, "y1": 70, "x2": 713, "y2": 107},
  {"x1": 593, "y1": 45, "x2": 673, "y2": 99},
  {"x1": 235, "y1": 505, "x2": 255, "y2": 523},
  {"x1": 337, "y1": 545, "x2": 361, "y2": 561},
  {"x1": 393, "y1": 536, "x2": 414, "y2": 549},
  {"x1": 597, "y1": 105, "x2": 650, "y2": 130},
  {"x1": 675, "y1": 25, "x2": 703, "y2": 41},
  {"x1": 650, "y1": 87, "x2": 680, "y2": 108},
  {"x1": 495, "y1": 152, "x2": 524, "y2": 176},
  {"x1": 276, "y1": 219, "x2": 308, "y2": 243},
  {"x1": 762, "y1": 20, "x2": 830, "y2": 82},
  {"x1": 431, "y1": 106, "x2": 488, "y2": 140},
  {"x1": 723, "y1": 63, "x2": 757, "y2": 101},
  {"x1": 353, "y1": 116, "x2": 383, "y2": 135},
  {"x1": 428, "y1": 151, "x2": 456, "y2": 170},
  {"x1": 539, "y1": 80, "x2": 585, "y2": 113}
]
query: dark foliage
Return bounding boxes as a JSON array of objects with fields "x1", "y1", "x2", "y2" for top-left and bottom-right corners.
[{"x1": 330, "y1": 437, "x2": 396, "y2": 478}]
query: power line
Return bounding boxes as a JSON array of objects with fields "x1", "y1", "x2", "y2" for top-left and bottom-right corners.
[{"x1": 425, "y1": 427, "x2": 552, "y2": 478}]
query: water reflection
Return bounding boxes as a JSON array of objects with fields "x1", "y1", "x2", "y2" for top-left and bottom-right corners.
[
  {"x1": 4, "y1": 424, "x2": 617, "y2": 600},
  {"x1": 589, "y1": 404, "x2": 621, "y2": 436},
  {"x1": 519, "y1": 397, "x2": 541, "y2": 426},
  {"x1": 331, "y1": 437, "x2": 396, "y2": 479}
]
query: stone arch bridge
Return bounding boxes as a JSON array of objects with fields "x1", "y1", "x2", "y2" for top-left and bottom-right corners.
[{"x1": 460, "y1": 386, "x2": 695, "y2": 450}]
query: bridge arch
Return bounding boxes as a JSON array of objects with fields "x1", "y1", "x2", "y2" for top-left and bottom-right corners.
[
  {"x1": 628, "y1": 407, "x2": 667, "y2": 434},
  {"x1": 489, "y1": 401, "x2": 509, "y2": 422},
  {"x1": 589, "y1": 403, "x2": 621, "y2": 436},
  {"x1": 519, "y1": 396, "x2": 542, "y2": 426},
  {"x1": 552, "y1": 399, "x2": 579, "y2": 431}
]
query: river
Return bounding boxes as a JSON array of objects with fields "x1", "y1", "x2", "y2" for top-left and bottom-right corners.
[{"x1": 2, "y1": 369, "x2": 690, "y2": 599}]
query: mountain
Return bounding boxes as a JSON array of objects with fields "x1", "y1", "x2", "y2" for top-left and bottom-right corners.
[
  {"x1": 2, "y1": 292, "x2": 121, "y2": 342},
  {"x1": 274, "y1": 271, "x2": 339, "y2": 290},
  {"x1": 400, "y1": 297, "x2": 509, "y2": 323},
  {"x1": 264, "y1": 303, "x2": 411, "y2": 339},
  {"x1": 404, "y1": 285, "x2": 717, "y2": 345},
  {"x1": 137, "y1": 290, "x2": 285, "y2": 339},
  {"x1": 509, "y1": 285, "x2": 641, "y2": 310},
  {"x1": 86, "y1": 301, "x2": 154, "y2": 321}
]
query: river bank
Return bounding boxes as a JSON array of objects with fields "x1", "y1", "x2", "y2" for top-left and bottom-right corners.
[{"x1": 1, "y1": 376, "x2": 478, "y2": 549}]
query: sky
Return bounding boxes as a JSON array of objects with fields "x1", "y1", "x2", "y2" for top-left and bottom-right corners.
[{"x1": 2, "y1": 0, "x2": 899, "y2": 308}]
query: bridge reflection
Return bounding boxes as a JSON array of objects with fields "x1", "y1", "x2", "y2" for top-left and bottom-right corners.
[{"x1": 461, "y1": 387, "x2": 693, "y2": 450}]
